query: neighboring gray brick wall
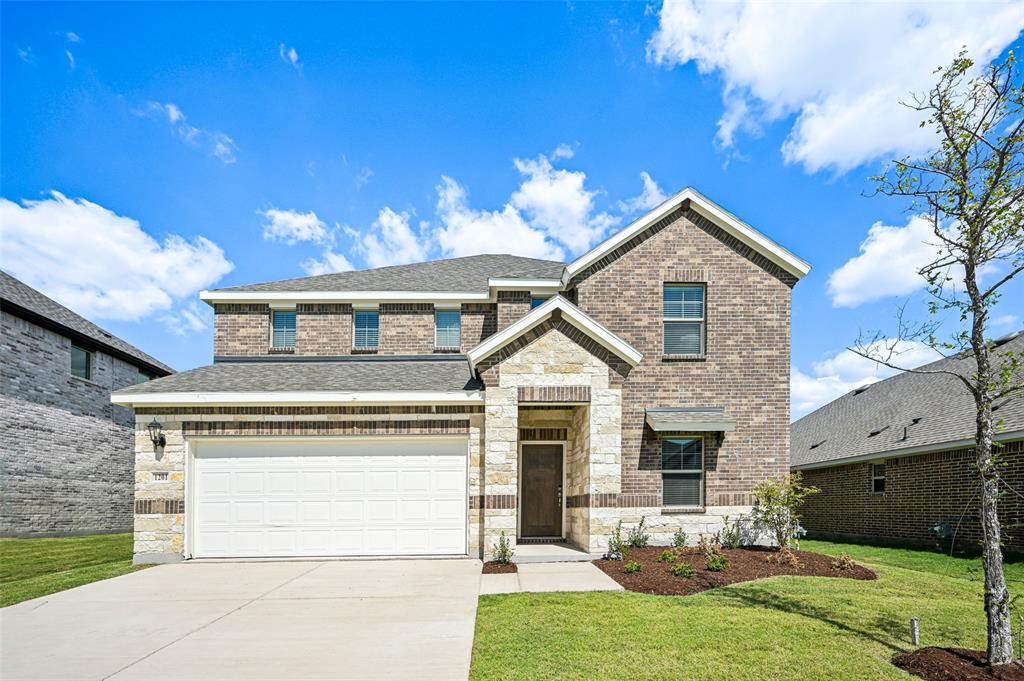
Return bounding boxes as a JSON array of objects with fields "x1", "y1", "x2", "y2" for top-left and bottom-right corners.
[{"x1": 0, "y1": 311, "x2": 141, "y2": 536}]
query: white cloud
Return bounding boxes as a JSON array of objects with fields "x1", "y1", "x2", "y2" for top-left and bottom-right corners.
[
  {"x1": 827, "y1": 215, "x2": 944, "y2": 308},
  {"x1": 616, "y1": 171, "x2": 667, "y2": 214},
  {"x1": 435, "y1": 176, "x2": 565, "y2": 261},
  {"x1": 792, "y1": 340, "x2": 944, "y2": 419},
  {"x1": 648, "y1": 0, "x2": 1024, "y2": 173},
  {"x1": 348, "y1": 207, "x2": 427, "y2": 268},
  {"x1": 355, "y1": 167, "x2": 374, "y2": 189},
  {"x1": 65, "y1": 32, "x2": 81, "y2": 43},
  {"x1": 260, "y1": 207, "x2": 333, "y2": 245},
  {"x1": 65, "y1": 50, "x2": 75, "y2": 69},
  {"x1": 992, "y1": 314, "x2": 1022, "y2": 331},
  {"x1": 551, "y1": 143, "x2": 576, "y2": 160},
  {"x1": 302, "y1": 250, "x2": 354, "y2": 276},
  {"x1": 0, "y1": 192, "x2": 233, "y2": 326},
  {"x1": 279, "y1": 43, "x2": 300, "y2": 69},
  {"x1": 140, "y1": 101, "x2": 238, "y2": 164},
  {"x1": 16, "y1": 46, "x2": 33, "y2": 63},
  {"x1": 161, "y1": 300, "x2": 210, "y2": 336}
]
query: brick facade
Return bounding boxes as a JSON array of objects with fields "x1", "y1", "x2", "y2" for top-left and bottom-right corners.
[
  {"x1": 1, "y1": 310, "x2": 143, "y2": 536},
  {"x1": 799, "y1": 440, "x2": 1024, "y2": 554}
]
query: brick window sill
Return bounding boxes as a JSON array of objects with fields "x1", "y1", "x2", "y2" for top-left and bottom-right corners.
[
  {"x1": 268, "y1": 347, "x2": 295, "y2": 354},
  {"x1": 662, "y1": 354, "x2": 706, "y2": 362},
  {"x1": 661, "y1": 506, "x2": 706, "y2": 515},
  {"x1": 68, "y1": 374, "x2": 102, "y2": 388},
  {"x1": 352, "y1": 347, "x2": 379, "y2": 354},
  {"x1": 435, "y1": 347, "x2": 461, "y2": 353}
]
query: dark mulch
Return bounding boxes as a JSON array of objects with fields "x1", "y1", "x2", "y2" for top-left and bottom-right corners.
[
  {"x1": 482, "y1": 561, "x2": 518, "y2": 574},
  {"x1": 593, "y1": 546, "x2": 875, "y2": 595},
  {"x1": 893, "y1": 647, "x2": 1024, "y2": 681}
]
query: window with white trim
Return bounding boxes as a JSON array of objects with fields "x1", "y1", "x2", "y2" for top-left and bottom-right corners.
[
  {"x1": 661, "y1": 438, "x2": 704, "y2": 506},
  {"x1": 354, "y1": 310, "x2": 379, "y2": 349},
  {"x1": 435, "y1": 310, "x2": 461, "y2": 349},
  {"x1": 871, "y1": 462, "x2": 886, "y2": 494},
  {"x1": 663, "y1": 284, "x2": 705, "y2": 355},
  {"x1": 271, "y1": 311, "x2": 296, "y2": 349}
]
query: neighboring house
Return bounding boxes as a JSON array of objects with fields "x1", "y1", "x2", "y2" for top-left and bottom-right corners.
[
  {"x1": 111, "y1": 188, "x2": 810, "y2": 564},
  {"x1": 792, "y1": 331, "x2": 1024, "y2": 554},
  {"x1": 1, "y1": 271, "x2": 174, "y2": 537}
]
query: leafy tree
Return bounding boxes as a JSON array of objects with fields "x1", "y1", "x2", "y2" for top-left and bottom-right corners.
[
  {"x1": 751, "y1": 473, "x2": 819, "y2": 550},
  {"x1": 856, "y1": 49, "x2": 1024, "y2": 665}
]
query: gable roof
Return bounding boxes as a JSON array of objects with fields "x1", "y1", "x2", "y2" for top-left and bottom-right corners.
[
  {"x1": 791, "y1": 331, "x2": 1024, "y2": 470},
  {"x1": 466, "y1": 295, "x2": 643, "y2": 372},
  {"x1": 565, "y1": 187, "x2": 811, "y2": 283},
  {"x1": 111, "y1": 355, "x2": 481, "y2": 406},
  {"x1": 0, "y1": 270, "x2": 173, "y2": 375}
]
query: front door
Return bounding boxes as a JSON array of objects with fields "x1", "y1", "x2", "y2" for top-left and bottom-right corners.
[{"x1": 520, "y1": 444, "x2": 563, "y2": 538}]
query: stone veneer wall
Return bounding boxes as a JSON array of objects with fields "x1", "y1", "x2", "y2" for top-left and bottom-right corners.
[
  {"x1": 1, "y1": 311, "x2": 142, "y2": 536},
  {"x1": 799, "y1": 440, "x2": 1024, "y2": 554},
  {"x1": 131, "y1": 406, "x2": 485, "y2": 562}
]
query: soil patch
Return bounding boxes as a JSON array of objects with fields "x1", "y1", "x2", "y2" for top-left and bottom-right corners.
[
  {"x1": 594, "y1": 546, "x2": 875, "y2": 595},
  {"x1": 893, "y1": 647, "x2": 1024, "y2": 681},
  {"x1": 482, "y1": 561, "x2": 518, "y2": 574}
]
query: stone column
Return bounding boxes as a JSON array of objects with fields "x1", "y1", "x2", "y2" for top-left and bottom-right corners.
[
  {"x1": 483, "y1": 386, "x2": 518, "y2": 558},
  {"x1": 587, "y1": 386, "x2": 623, "y2": 553}
]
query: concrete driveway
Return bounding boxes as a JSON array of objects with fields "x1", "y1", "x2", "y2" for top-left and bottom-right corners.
[{"x1": 1, "y1": 559, "x2": 482, "y2": 681}]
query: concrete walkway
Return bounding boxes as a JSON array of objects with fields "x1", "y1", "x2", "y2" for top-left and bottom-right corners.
[
  {"x1": 480, "y1": 561, "x2": 623, "y2": 595},
  {"x1": 1, "y1": 559, "x2": 482, "y2": 681}
]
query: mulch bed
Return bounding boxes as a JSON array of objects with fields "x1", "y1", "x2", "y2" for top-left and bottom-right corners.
[
  {"x1": 482, "y1": 561, "x2": 518, "y2": 574},
  {"x1": 593, "y1": 546, "x2": 875, "y2": 596},
  {"x1": 893, "y1": 647, "x2": 1024, "y2": 681}
]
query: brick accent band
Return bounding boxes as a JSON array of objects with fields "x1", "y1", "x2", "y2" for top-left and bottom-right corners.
[
  {"x1": 517, "y1": 386, "x2": 591, "y2": 403},
  {"x1": 139, "y1": 405, "x2": 483, "y2": 416},
  {"x1": 519, "y1": 428, "x2": 568, "y2": 441},
  {"x1": 566, "y1": 493, "x2": 662, "y2": 508},
  {"x1": 479, "y1": 494, "x2": 517, "y2": 510},
  {"x1": 135, "y1": 499, "x2": 184, "y2": 514},
  {"x1": 182, "y1": 420, "x2": 469, "y2": 437}
]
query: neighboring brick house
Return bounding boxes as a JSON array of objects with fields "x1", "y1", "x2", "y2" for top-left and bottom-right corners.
[
  {"x1": 1, "y1": 271, "x2": 174, "y2": 537},
  {"x1": 792, "y1": 331, "x2": 1024, "y2": 554},
  {"x1": 111, "y1": 188, "x2": 810, "y2": 563}
]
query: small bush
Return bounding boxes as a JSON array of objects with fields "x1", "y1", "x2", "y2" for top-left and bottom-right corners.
[
  {"x1": 831, "y1": 552, "x2": 856, "y2": 571},
  {"x1": 766, "y1": 547, "x2": 802, "y2": 568},
  {"x1": 605, "y1": 521, "x2": 629, "y2": 561},
  {"x1": 671, "y1": 562, "x2": 695, "y2": 577},
  {"x1": 672, "y1": 528, "x2": 688, "y2": 548},
  {"x1": 491, "y1": 532, "x2": 515, "y2": 564},
  {"x1": 626, "y1": 517, "x2": 650, "y2": 548},
  {"x1": 697, "y1": 534, "x2": 722, "y2": 560},
  {"x1": 705, "y1": 554, "x2": 730, "y2": 572},
  {"x1": 751, "y1": 473, "x2": 819, "y2": 550},
  {"x1": 657, "y1": 548, "x2": 679, "y2": 563},
  {"x1": 623, "y1": 560, "x2": 642, "y2": 574},
  {"x1": 717, "y1": 514, "x2": 749, "y2": 549}
]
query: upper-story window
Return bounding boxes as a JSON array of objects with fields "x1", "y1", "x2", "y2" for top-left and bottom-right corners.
[
  {"x1": 663, "y1": 284, "x2": 705, "y2": 356},
  {"x1": 661, "y1": 438, "x2": 704, "y2": 507},
  {"x1": 70, "y1": 344, "x2": 92, "y2": 380},
  {"x1": 530, "y1": 296, "x2": 550, "y2": 309},
  {"x1": 435, "y1": 310, "x2": 461, "y2": 349},
  {"x1": 271, "y1": 311, "x2": 296, "y2": 349},
  {"x1": 136, "y1": 369, "x2": 157, "y2": 384},
  {"x1": 354, "y1": 310, "x2": 380, "y2": 349}
]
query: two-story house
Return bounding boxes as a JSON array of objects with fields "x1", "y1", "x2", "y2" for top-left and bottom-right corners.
[
  {"x1": 112, "y1": 188, "x2": 810, "y2": 563},
  {"x1": 1, "y1": 271, "x2": 174, "y2": 537}
]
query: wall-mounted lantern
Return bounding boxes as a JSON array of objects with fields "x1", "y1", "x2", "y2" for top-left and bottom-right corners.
[{"x1": 147, "y1": 419, "x2": 166, "y2": 449}]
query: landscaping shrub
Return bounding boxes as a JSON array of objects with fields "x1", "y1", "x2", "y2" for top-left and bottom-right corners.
[
  {"x1": 626, "y1": 517, "x2": 650, "y2": 548},
  {"x1": 751, "y1": 473, "x2": 819, "y2": 550},
  {"x1": 491, "y1": 532, "x2": 515, "y2": 564},
  {"x1": 716, "y1": 514, "x2": 750, "y2": 549},
  {"x1": 672, "y1": 528, "x2": 688, "y2": 548},
  {"x1": 623, "y1": 560, "x2": 642, "y2": 574},
  {"x1": 657, "y1": 549, "x2": 680, "y2": 563},
  {"x1": 671, "y1": 562, "x2": 695, "y2": 578},
  {"x1": 831, "y1": 552, "x2": 856, "y2": 571},
  {"x1": 766, "y1": 547, "x2": 802, "y2": 568},
  {"x1": 705, "y1": 554, "x2": 730, "y2": 572},
  {"x1": 697, "y1": 534, "x2": 722, "y2": 560},
  {"x1": 605, "y1": 521, "x2": 629, "y2": 561}
]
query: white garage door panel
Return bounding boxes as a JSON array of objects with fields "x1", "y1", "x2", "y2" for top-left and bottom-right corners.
[{"x1": 193, "y1": 438, "x2": 467, "y2": 558}]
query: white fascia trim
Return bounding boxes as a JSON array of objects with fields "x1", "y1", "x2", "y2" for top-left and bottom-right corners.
[
  {"x1": 199, "y1": 290, "x2": 490, "y2": 305},
  {"x1": 466, "y1": 295, "x2": 643, "y2": 372},
  {"x1": 563, "y1": 187, "x2": 811, "y2": 282},
  {"x1": 486, "y1": 278, "x2": 564, "y2": 290},
  {"x1": 791, "y1": 429, "x2": 1024, "y2": 471},
  {"x1": 111, "y1": 390, "x2": 484, "y2": 407}
]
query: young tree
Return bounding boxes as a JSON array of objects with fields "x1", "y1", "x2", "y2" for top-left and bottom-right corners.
[{"x1": 856, "y1": 49, "x2": 1023, "y2": 665}]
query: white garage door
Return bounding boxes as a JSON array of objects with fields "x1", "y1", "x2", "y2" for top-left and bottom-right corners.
[{"x1": 191, "y1": 438, "x2": 468, "y2": 558}]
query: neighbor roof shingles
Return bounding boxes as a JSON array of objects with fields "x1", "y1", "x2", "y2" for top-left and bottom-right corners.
[
  {"x1": 208, "y1": 254, "x2": 566, "y2": 294},
  {"x1": 791, "y1": 332, "x2": 1024, "y2": 468},
  {"x1": 113, "y1": 356, "x2": 481, "y2": 396},
  {"x1": 0, "y1": 270, "x2": 173, "y2": 375}
]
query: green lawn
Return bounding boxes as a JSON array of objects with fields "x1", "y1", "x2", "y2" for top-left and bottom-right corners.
[
  {"x1": 471, "y1": 540, "x2": 1024, "y2": 680},
  {"x1": 0, "y1": 533, "x2": 149, "y2": 607}
]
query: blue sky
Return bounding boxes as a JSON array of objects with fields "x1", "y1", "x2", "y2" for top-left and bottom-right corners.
[{"x1": 2, "y1": 1, "x2": 1022, "y2": 418}]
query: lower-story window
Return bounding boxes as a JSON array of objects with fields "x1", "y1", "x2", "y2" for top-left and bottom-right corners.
[
  {"x1": 871, "y1": 462, "x2": 886, "y2": 494},
  {"x1": 662, "y1": 437, "x2": 703, "y2": 506}
]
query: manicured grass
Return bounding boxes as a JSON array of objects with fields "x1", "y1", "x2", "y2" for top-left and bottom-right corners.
[
  {"x1": 0, "y1": 533, "x2": 148, "y2": 607},
  {"x1": 471, "y1": 542, "x2": 1024, "y2": 680}
]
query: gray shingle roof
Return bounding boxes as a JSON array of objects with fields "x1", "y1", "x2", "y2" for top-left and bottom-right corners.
[
  {"x1": 113, "y1": 356, "x2": 481, "y2": 396},
  {"x1": 791, "y1": 332, "x2": 1024, "y2": 469},
  {"x1": 0, "y1": 270, "x2": 173, "y2": 375},
  {"x1": 210, "y1": 254, "x2": 565, "y2": 294}
]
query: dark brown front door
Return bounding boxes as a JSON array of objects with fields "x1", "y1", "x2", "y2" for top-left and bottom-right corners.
[{"x1": 520, "y1": 444, "x2": 563, "y2": 537}]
